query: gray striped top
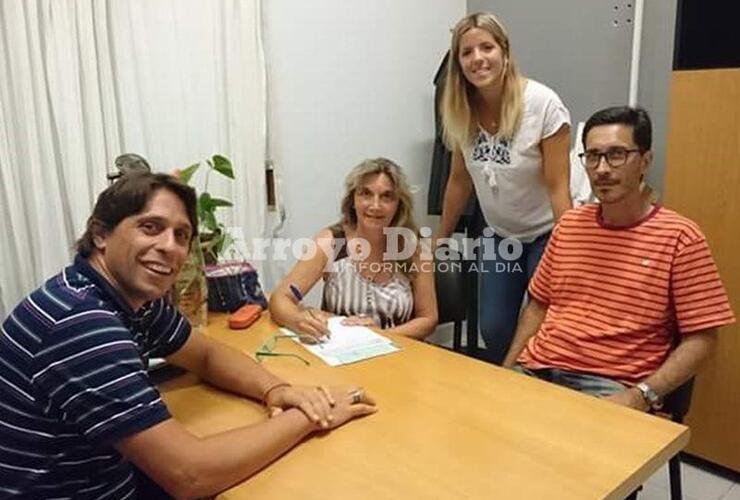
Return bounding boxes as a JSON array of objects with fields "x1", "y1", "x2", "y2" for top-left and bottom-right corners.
[{"x1": 322, "y1": 256, "x2": 414, "y2": 329}]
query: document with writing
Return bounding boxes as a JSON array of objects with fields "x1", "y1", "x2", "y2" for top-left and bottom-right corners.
[{"x1": 283, "y1": 317, "x2": 401, "y2": 366}]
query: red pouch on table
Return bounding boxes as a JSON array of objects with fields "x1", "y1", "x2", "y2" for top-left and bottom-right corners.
[{"x1": 228, "y1": 304, "x2": 264, "y2": 330}]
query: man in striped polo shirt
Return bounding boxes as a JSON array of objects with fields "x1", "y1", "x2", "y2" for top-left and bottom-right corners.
[
  {"x1": 503, "y1": 106, "x2": 735, "y2": 411},
  {"x1": 0, "y1": 172, "x2": 376, "y2": 498}
]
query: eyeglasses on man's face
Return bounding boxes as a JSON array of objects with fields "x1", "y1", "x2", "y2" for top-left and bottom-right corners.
[{"x1": 578, "y1": 147, "x2": 643, "y2": 169}]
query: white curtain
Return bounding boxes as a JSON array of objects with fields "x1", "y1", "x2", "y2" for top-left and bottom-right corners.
[{"x1": 0, "y1": 0, "x2": 266, "y2": 314}]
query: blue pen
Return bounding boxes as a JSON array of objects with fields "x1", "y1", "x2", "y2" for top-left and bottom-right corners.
[{"x1": 289, "y1": 284, "x2": 304, "y2": 302}]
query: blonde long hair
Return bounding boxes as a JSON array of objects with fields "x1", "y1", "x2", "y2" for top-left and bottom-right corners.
[{"x1": 441, "y1": 12, "x2": 524, "y2": 150}]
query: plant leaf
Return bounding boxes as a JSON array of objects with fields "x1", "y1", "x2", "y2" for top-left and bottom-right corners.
[
  {"x1": 209, "y1": 197, "x2": 233, "y2": 208},
  {"x1": 200, "y1": 235, "x2": 223, "y2": 251},
  {"x1": 198, "y1": 192, "x2": 214, "y2": 212},
  {"x1": 211, "y1": 155, "x2": 234, "y2": 179},
  {"x1": 196, "y1": 193, "x2": 212, "y2": 223},
  {"x1": 200, "y1": 231, "x2": 226, "y2": 262},
  {"x1": 202, "y1": 211, "x2": 219, "y2": 232},
  {"x1": 179, "y1": 162, "x2": 200, "y2": 184}
]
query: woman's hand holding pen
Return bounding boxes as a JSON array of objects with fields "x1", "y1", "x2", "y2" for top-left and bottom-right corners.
[
  {"x1": 294, "y1": 307, "x2": 331, "y2": 342},
  {"x1": 288, "y1": 283, "x2": 332, "y2": 342}
]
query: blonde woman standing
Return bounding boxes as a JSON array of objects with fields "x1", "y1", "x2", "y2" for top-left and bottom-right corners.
[{"x1": 437, "y1": 13, "x2": 572, "y2": 364}]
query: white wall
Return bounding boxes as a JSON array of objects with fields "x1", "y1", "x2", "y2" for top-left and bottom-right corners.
[{"x1": 263, "y1": 0, "x2": 466, "y2": 294}]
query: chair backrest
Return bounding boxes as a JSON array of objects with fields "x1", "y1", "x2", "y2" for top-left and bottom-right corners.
[
  {"x1": 661, "y1": 377, "x2": 695, "y2": 423},
  {"x1": 434, "y1": 247, "x2": 467, "y2": 324}
]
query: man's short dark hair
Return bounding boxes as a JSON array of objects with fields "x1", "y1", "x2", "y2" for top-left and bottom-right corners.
[
  {"x1": 76, "y1": 172, "x2": 198, "y2": 257},
  {"x1": 582, "y1": 106, "x2": 652, "y2": 151}
]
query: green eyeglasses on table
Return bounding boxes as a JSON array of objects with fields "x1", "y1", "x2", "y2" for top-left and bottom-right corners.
[{"x1": 255, "y1": 333, "x2": 327, "y2": 366}]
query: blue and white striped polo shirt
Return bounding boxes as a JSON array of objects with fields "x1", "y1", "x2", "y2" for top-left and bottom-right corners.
[{"x1": 0, "y1": 255, "x2": 191, "y2": 499}]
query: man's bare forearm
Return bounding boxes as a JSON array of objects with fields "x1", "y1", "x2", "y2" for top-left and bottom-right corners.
[
  {"x1": 642, "y1": 329, "x2": 717, "y2": 397},
  {"x1": 185, "y1": 409, "x2": 314, "y2": 497},
  {"x1": 200, "y1": 338, "x2": 283, "y2": 401},
  {"x1": 502, "y1": 298, "x2": 548, "y2": 368},
  {"x1": 118, "y1": 409, "x2": 315, "y2": 499}
]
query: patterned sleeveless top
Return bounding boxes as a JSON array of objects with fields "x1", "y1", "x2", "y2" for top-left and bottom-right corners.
[{"x1": 321, "y1": 227, "x2": 414, "y2": 329}]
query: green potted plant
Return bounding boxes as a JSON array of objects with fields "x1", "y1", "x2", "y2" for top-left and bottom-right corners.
[
  {"x1": 171, "y1": 154, "x2": 235, "y2": 326},
  {"x1": 177, "y1": 154, "x2": 235, "y2": 264},
  {"x1": 175, "y1": 155, "x2": 267, "y2": 315}
]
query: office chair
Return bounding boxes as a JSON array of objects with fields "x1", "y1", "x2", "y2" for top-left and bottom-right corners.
[{"x1": 433, "y1": 247, "x2": 467, "y2": 352}]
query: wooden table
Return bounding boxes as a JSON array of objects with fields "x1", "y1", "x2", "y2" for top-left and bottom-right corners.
[{"x1": 160, "y1": 314, "x2": 689, "y2": 500}]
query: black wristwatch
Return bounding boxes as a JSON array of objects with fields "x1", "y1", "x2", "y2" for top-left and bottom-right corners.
[{"x1": 636, "y1": 382, "x2": 663, "y2": 410}]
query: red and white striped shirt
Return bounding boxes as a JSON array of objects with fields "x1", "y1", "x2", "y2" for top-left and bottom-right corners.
[{"x1": 518, "y1": 203, "x2": 735, "y2": 385}]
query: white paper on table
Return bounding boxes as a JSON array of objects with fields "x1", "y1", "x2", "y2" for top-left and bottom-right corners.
[{"x1": 282, "y1": 317, "x2": 401, "y2": 366}]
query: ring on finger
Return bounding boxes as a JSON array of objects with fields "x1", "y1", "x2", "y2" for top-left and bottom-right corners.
[{"x1": 349, "y1": 388, "x2": 363, "y2": 405}]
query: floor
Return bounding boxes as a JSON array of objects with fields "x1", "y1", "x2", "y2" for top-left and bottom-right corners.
[{"x1": 639, "y1": 461, "x2": 739, "y2": 500}]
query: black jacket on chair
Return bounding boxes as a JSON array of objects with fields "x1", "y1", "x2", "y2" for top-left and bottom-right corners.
[{"x1": 427, "y1": 52, "x2": 484, "y2": 237}]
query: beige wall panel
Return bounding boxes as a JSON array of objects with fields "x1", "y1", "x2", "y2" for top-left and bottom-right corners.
[{"x1": 664, "y1": 68, "x2": 740, "y2": 472}]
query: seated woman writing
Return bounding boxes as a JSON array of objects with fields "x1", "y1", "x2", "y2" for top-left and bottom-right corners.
[{"x1": 270, "y1": 157, "x2": 437, "y2": 340}]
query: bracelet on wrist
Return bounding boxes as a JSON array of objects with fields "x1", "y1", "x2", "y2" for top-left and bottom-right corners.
[{"x1": 262, "y1": 382, "x2": 291, "y2": 404}]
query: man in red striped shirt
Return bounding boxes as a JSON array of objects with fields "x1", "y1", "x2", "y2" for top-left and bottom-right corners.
[{"x1": 502, "y1": 106, "x2": 735, "y2": 411}]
